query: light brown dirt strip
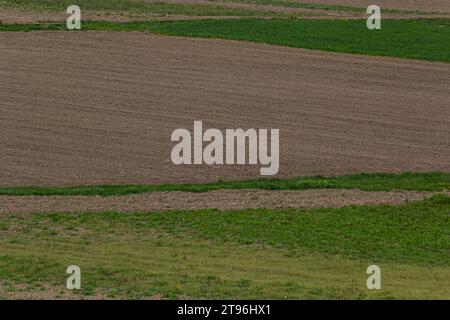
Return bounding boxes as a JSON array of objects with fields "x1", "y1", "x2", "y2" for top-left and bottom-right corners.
[
  {"x1": 289, "y1": 0, "x2": 450, "y2": 13},
  {"x1": 0, "y1": 32, "x2": 449, "y2": 186},
  {"x1": 1, "y1": 190, "x2": 448, "y2": 215}
]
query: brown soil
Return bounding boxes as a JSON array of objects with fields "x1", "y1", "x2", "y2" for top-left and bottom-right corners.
[
  {"x1": 1, "y1": 31, "x2": 449, "y2": 186},
  {"x1": 288, "y1": 0, "x2": 450, "y2": 13},
  {"x1": 1, "y1": 189, "x2": 448, "y2": 215}
]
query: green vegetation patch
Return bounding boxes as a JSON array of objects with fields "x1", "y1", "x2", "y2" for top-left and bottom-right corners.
[
  {"x1": 30, "y1": 194, "x2": 450, "y2": 265},
  {"x1": 0, "y1": 172, "x2": 449, "y2": 196},
  {"x1": 1, "y1": 19, "x2": 450, "y2": 62},
  {"x1": 3, "y1": 195, "x2": 450, "y2": 265},
  {"x1": 0, "y1": 196, "x2": 449, "y2": 299}
]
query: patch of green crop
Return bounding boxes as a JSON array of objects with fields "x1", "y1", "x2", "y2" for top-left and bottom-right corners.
[{"x1": 1, "y1": 19, "x2": 449, "y2": 62}]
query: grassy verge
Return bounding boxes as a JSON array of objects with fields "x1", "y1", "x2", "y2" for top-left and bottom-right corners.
[
  {"x1": 0, "y1": 196, "x2": 449, "y2": 299},
  {"x1": 0, "y1": 0, "x2": 434, "y2": 15},
  {"x1": 1, "y1": 19, "x2": 450, "y2": 62},
  {"x1": 0, "y1": 172, "x2": 449, "y2": 196}
]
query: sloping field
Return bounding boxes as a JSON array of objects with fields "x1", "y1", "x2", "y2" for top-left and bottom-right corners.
[{"x1": 1, "y1": 31, "x2": 449, "y2": 186}]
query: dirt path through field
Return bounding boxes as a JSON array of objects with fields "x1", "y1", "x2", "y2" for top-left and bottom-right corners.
[
  {"x1": 1, "y1": 31, "x2": 449, "y2": 186},
  {"x1": 1, "y1": 189, "x2": 448, "y2": 214}
]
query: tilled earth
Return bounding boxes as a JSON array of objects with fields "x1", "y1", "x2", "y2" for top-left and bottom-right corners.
[{"x1": 1, "y1": 31, "x2": 449, "y2": 187}]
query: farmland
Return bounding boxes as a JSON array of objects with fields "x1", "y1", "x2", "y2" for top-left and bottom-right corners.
[
  {"x1": 1, "y1": 196, "x2": 449, "y2": 299},
  {"x1": 1, "y1": 31, "x2": 449, "y2": 186},
  {"x1": 0, "y1": 0, "x2": 449, "y2": 300}
]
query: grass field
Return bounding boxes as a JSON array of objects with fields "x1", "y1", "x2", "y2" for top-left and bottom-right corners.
[
  {"x1": 1, "y1": 172, "x2": 449, "y2": 196},
  {"x1": 1, "y1": 195, "x2": 449, "y2": 299},
  {"x1": 2, "y1": 19, "x2": 450, "y2": 62}
]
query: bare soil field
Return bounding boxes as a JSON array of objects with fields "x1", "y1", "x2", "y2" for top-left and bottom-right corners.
[
  {"x1": 1, "y1": 189, "x2": 448, "y2": 215},
  {"x1": 1, "y1": 31, "x2": 449, "y2": 187}
]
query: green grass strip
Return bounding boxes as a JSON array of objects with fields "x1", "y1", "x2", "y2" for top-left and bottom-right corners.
[
  {"x1": 1, "y1": 19, "x2": 450, "y2": 62},
  {"x1": 1, "y1": 172, "x2": 449, "y2": 196}
]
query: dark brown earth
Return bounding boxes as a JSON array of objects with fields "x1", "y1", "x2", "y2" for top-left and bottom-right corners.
[
  {"x1": 1, "y1": 31, "x2": 449, "y2": 187},
  {"x1": 1, "y1": 189, "x2": 448, "y2": 215}
]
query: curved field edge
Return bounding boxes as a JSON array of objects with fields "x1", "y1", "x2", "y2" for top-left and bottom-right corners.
[
  {"x1": 1, "y1": 172, "x2": 449, "y2": 196},
  {"x1": 0, "y1": 195, "x2": 449, "y2": 299},
  {"x1": 1, "y1": 19, "x2": 450, "y2": 62}
]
